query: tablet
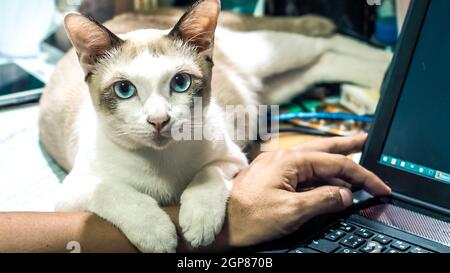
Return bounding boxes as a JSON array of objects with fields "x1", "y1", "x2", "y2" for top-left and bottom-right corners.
[{"x1": 0, "y1": 63, "x2": 45, "y2": 107}]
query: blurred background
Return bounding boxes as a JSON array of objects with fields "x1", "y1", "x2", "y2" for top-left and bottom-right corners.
[{"x1": 0, "y1": 0, "x2": 410, "y2": 58}]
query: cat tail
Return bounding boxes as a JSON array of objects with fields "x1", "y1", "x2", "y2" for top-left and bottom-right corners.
[
  {"x1": 330, "y1": 34, "x2": 393, "y2": 64},
  {"x1": 262, "y1": 34, "x2": 393, "y2": 104}
]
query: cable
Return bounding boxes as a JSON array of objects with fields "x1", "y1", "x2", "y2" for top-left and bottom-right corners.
[
  {"x1": 275, "y1": 112, "x2": 374, "y2": 123},
  {"x1": 277, "y1": 127, "x2": 340, "y2": 137}
]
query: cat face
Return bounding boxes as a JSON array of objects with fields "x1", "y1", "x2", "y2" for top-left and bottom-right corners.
[
  {"x1": 87, "y1": 30, "x2": 214, "y2": 150},
  {"x1": 64, "y1": 0, "x2": 220, "y2": 150}
]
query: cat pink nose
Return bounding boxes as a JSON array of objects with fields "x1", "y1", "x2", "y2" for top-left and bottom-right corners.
[{"x1": 147, "y1": 115, "x2": 171, "y2": 131}]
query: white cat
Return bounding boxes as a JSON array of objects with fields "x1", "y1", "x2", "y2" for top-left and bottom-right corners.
[{"x1": 39, "y1": 0, "x2": 391, "y2": 253}]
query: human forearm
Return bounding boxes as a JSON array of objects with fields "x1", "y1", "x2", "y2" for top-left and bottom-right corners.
[
  {"x1": 0, "y1": 208, "x2": 231, "y2": 253},
  {"x1": 0, "y1": 212, "x2": 138, "y2": 253}
]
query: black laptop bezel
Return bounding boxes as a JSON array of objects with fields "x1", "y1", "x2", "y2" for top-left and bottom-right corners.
[{"x1": 361, "y1": 0, "x2": 450, "y2": 212}]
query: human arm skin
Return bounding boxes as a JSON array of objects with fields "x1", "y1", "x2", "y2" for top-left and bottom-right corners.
[
  {"x1": 0, "y1": 212, "x2": 138, "y2": 253},
  {"x1": 0, "y1": 135, "x2": 390, "y2": 253},
  {"x1": 0, "y1": 208, "x2": 231, "y2": 253}
]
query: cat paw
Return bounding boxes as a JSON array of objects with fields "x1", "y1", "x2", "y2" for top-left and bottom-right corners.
[
  {"x1": 179, "y1": 199, "x2": 227, "y2": 248},
  {"x1": 127, "y1": 216, "x2": 178, "y2": 253}
]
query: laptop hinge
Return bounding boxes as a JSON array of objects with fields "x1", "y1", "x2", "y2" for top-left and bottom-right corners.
[{"x1": 391, "y1": 192, "x2": 450, "y2": 217}]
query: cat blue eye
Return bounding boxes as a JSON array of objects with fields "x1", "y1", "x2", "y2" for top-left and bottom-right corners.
[
  {"x1": 170, "y1": 73, "x2": 192, "y2": 93},
  {"x1": 113, "y1": 80, "x2": 137, "y2": 99}
]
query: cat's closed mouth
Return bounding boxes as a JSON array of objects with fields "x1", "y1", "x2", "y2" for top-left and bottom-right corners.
[{"x1": 152, "y1": 133, "x2": 172, "y2": 148}]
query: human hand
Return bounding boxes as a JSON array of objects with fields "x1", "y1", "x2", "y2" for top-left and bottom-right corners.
[{"x1": 226, "y1": 134, "x2": 391, "y2": 247}]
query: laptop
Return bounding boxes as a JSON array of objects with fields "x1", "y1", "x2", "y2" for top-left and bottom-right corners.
[{"x1": 253, "y1": 0, "x2": 450, "y2": 254}]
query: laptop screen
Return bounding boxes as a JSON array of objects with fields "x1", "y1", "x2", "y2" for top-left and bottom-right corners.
[{"x1": 379, "y1": 0, "x2": 450, "y2": 186}]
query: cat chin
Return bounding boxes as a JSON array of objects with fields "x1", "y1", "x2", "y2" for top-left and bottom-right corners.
[
  {"x1": 147, "y1": 136, "x2": 173, "y2": 150},
  {"x1": 148, "y1": 141, "x2": 172, "y2": 150},
  {"x1": 126, "y1": 136, "x2": 173, "y2": 150},
  {"x1": 110, "y1": 134, "x2": 173, "y2": 151}
]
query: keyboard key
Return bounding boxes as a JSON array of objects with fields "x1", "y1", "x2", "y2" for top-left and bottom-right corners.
[
  {"x1": 410, "y1": 247, "x2": 433, "y2": 253},
  {"x1": 386, "y1": 249, "x2": 402, "y2": 253},
  {"x1": 289, "y1": 247, "x2": 319, "y2": 254},
  {"x1": 308, "y1": 239, "x2": 340, "y2": 253},
  {"x1": 337, "y1": 248, "x2": 360, "y2": 254},
  {"x1": 325, "y1": 230, "x2": 346, "y2": 242},
  {"x1": 338, "y1": 222, "x2": 356, "y2": 232},
  {"x1": 360, "y1": 242, "x2": 385, "y2": 253},
  {"x1": 355, "y1": 228, "x2": 374, "y2": 239},
  {"x1": 340, "y1": 235, "x2": 366, "y2": 249},
  {"x1": 373, "y1": 234, "x2": 392, "y2": 245},
  {"x1": 391, "y1": 240, "x2": 411, "y2": 251}
]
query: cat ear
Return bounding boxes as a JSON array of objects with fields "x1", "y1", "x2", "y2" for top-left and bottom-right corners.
[
  {"x1": 64, "y1": 13, "x2": 123, "y2": 75},
  {"x1": 169, "y1": 0, "x2": 221, "y2": 55}
]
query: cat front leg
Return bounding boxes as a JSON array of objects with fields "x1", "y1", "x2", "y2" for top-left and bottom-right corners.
[
  {"x1": 56, "y1": 174, "x2": 178, "y2": 253},
  {"x1": 179, "y1": 162, "x2": 238, "y2": 248}
]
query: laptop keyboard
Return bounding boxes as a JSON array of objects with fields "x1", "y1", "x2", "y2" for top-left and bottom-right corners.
[{"x1": 289, "y1": 220, "x2": 434, "y2": 253}]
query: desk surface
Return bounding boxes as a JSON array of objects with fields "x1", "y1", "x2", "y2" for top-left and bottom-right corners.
[
  {"x1": 265, "y1": 133, "x2": 323, "y2": 150},
  {"x1": 261, "y1": 132, "x2": 361, "y2": 164}
]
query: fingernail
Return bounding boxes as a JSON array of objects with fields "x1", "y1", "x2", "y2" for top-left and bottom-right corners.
[
  {"x1": 383, "y1": 182, "x2": 392, "y2": 194},
  {"x1": 339, "y1": 188, "x2": 353, "y2": 207},
  {"x1": 386, "y1": 186, "x2": 393, "y2": 194}
]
